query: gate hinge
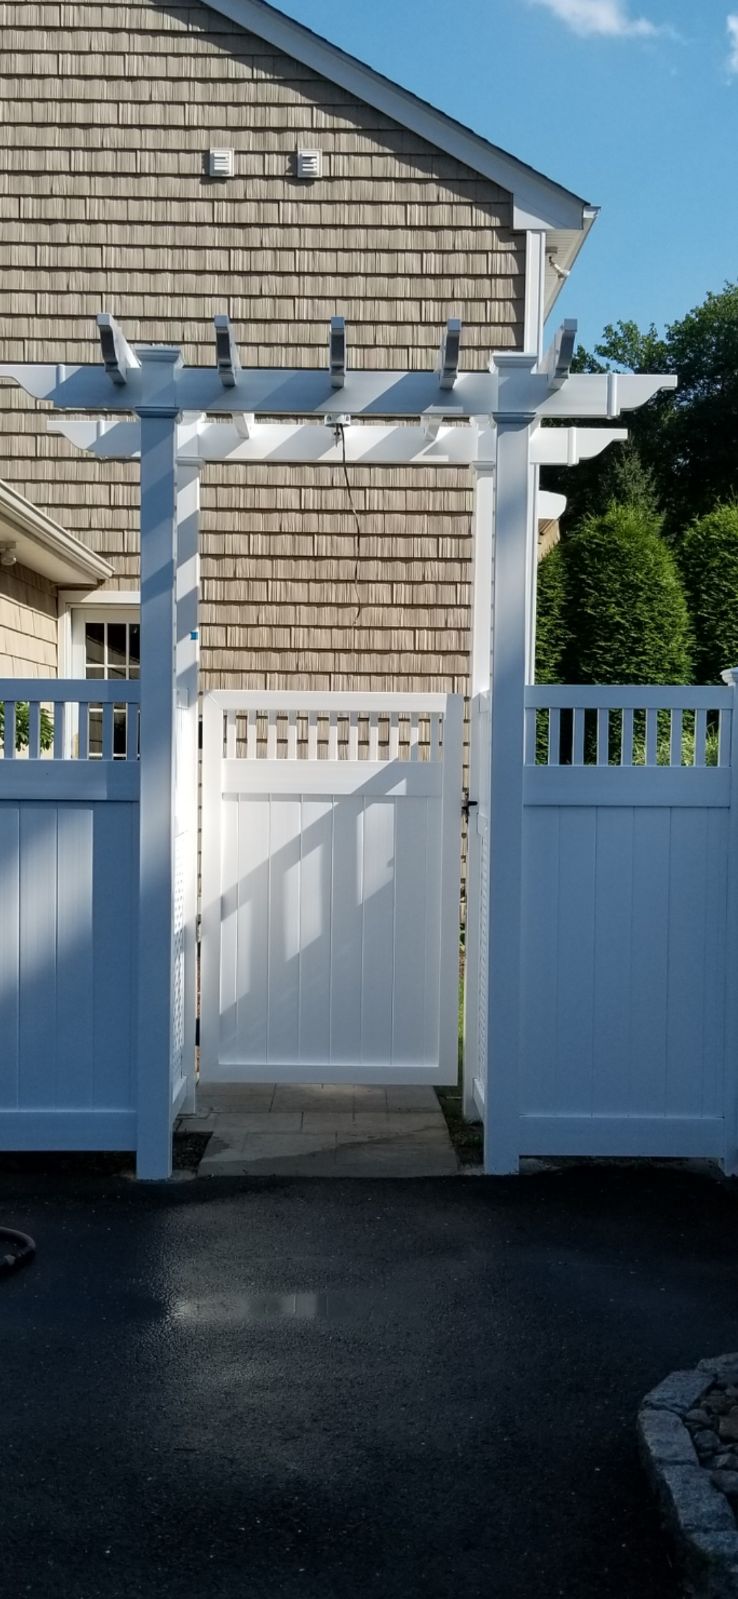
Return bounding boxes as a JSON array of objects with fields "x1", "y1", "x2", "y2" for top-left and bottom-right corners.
[{"x1": 462, "y1": 792, "x2": 478, "y2": 821}]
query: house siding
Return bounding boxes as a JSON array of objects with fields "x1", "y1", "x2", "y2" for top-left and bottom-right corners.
[
  {"x1": 0, "y1": 563, "x2": 58, "y2": 676},
  {"x1": 0, "y1": 0, "x2": 525, "y2": 693}
]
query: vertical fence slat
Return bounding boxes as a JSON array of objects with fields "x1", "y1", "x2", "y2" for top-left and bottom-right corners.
[
  {"x1": 572, "y1": 708, "x2": 584, "y2": 766},
  {"x1": 307, "y1": 711, "x2": 318, "y2": 760},
  {"x1": 596, "y1": 708, "x2": 609, "y2": 767},
  {"x1": 621, "y1": 708, "x2": 633, "y2": 767},
  {"x1": 102, "y1": 701, "x2": 115, "y2": 762},
  {"x1": 348, "y1": 711, "x2": 358, "y2": 760},
  {"x1": 389, "y1": 712, "x2": 399, "y2": 760},
  {"x1": 695, "y1": 707, "x2": 707, "y2": 768},
  {"x1": 431, "y1": 713, "x2": 442, "y2": 762},
  {"x1": 225, "y1": 710, "x2": 236, "y2": 759},
  {"x1": 77, "y1": 703, "x2": 89, "y2": 761},
  {"x1": 28, "y1": 701, "x2": 41, "y2": 760},
  {"x1": 670, "y1": 709, "x2": 683, "y2": 769},
  {"x1": 53, "y1": 701, "x2": 66, "y2": 761},
  {"x1": 287, "y1": 711, "x2": 297, "y2": 760},
  {"x1": 547, "y1": 708, "x2": 560, "y2": 767},
  {"x1": 267, "y1": 711, "x2": 277, "y2": 759},
  {"x1": 719, "y1": 707, "x2": 731, "y2": 768},
  {"x1": 246, "y1": 713, "x2": 256, "y2": 760},
  {"x1": 369, "y1": 712, "x2": 379, "y2": 761},
  {"x1": 524, "y1": 707, "x2": 536, "y2": 765},
  {"x1": 645, "y1": 708, "x2": 657, "y2": 766},
  {"x1": 328, "y1": 712, "x2": 338, "y2": 761},
  {"x1": 3, "y1": 702, "x2": 16, "y2": 760},
  {"x1": 409, "y1": 713, "x2": 420, "y2": 761}
]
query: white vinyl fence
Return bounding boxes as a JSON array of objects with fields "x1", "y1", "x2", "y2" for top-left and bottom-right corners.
[
  {"x1": 516, "y1": 684, "x2": 736, "y2": 1162},
  {"x1": 200, "y1": 691, "x2": 463, "y2": 1085},
  {"x1": 0, "y1": 681, "x2": 140, "y2": 1149}
]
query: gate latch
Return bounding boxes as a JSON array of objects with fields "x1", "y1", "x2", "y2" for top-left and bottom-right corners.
[{"x1": 461, "y1": 792, "x2": 478, "y2": 822}]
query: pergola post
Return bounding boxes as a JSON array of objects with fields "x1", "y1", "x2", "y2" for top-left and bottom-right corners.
[
  {"x1": 463, "y1": 456, "x2": 494, "y2": 1121},
  {"x1": 135, "y1": 358, "x2": 182, "y2": 1179},
  {"x1": 0, "y1": 318, "x2": 677, "y2": 1177},
  {"x1": 174, "y1": 459, "x2": 201, "y2": 1116},
  {"x1": 483, "y1": 365, "x2": 538, "y2": 1173}
]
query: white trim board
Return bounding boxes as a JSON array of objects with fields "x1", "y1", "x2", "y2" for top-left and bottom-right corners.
[
  {"x1": 0, "y1": 480, "x2": 112, "y2": 587},
  {"x1": 184, "y1": 0, "x2": 597, "y2": 292}
]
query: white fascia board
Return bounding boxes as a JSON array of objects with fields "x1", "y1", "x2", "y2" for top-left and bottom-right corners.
[
  {"x1": 0, "y1": 479, "x2": 113, "y2": 586},
  {"x1": 204, "y1": 0, "x2": 593, "y2": 232}
]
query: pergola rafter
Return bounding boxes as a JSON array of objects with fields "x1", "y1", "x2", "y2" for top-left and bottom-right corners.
[{"x1": 0, "y1": 311, "x2": 677, "y2": 1179}]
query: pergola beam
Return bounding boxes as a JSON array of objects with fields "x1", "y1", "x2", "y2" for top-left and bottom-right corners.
[
  {"x1": 213, "y1": 314, "x2": 241, "y2": 388},
  {"x1": 2, "y1": 359, "x2": 677, "y2": 420},
  {"x1": 96, "y1": 313, "x2": 140, "y2": 387},
  {"x1": 438, "y1": 317, "x2": 462, "y2": 390},
  {"x1": 49, "y1": 417, "x2": 630, "y2": 470},
  {"x1": 543, "y1": 317, "x2": 577, "y2": 389},
  {"x1": 329, "y1": 316, "x2": 346, "y2": 388}
]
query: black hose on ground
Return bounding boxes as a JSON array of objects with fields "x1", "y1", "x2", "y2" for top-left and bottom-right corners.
[{"x1": 0, "y1": 1227, "x2": 36, "y2": 1275}]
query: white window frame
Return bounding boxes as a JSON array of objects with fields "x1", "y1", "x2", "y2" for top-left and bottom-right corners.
[{"x1": 58, "y1": 590, "x2": 141, "y2": 678}]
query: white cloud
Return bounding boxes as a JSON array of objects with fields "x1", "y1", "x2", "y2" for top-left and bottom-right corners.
[
  {"x1": 527, "y1": 0, "x2": 666, "y2": 39},
  {"x1": 727, "y1": 15, "x2": 738, "y2": 75}
]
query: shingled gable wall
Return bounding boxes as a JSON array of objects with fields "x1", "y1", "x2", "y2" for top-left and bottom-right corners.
[{"x1": 0, "y1": 1, "x2": 525, "y2": 694}]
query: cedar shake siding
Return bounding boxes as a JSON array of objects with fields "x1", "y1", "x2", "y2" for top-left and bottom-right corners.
[
  {"x1": 0, "y1": 1, "x2": 525, "y2": 693},
  {"x1": 0, "y1": 563, "x2": 58, "y2": 676}
]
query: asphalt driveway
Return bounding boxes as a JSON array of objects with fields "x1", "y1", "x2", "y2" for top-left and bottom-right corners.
[{"x1": 2, "y1": 1162, "x2": 738, "y2": 1598}]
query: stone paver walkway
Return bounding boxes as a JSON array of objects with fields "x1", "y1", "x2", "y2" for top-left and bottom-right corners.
[{"x1": 178, "y1": 1084, "x2": 459, "y2": 1176}]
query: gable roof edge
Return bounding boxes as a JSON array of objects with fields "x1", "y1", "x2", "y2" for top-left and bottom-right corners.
[{"x1": 198, "y1": 0, "x2": 594, "y2": 233}]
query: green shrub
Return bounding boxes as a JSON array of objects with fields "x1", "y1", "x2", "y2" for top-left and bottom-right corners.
[
  {"x1": 677, "y1": 503, "x2": 738, "y2": 683},
  {"x1": 562, "y1": 502, "x2": 693, "y2": 685},
  {"x1": 535, "y1": 543, "x2": 568, "y2": 684}
]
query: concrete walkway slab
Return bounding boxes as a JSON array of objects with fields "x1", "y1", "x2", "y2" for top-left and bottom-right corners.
[{"x1": 181, "y1": 1083, "x2": 459, "y2": 1177}]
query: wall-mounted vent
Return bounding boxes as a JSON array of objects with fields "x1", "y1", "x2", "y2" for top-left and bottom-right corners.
[
  {"x1": 208, "y1": 148, "x2": 235, "y2": 179},
  {"x1": 296, "y1": 148, "x2": 322, "y2": 181}
]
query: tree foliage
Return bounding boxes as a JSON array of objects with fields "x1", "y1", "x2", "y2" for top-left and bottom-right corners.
[
  {"x1": 678, "y1": 503, "x2": 738, "y2": 683},
  {"x1": 537, "y1": 502, "x2": 692, "y2": 685},
  {"x1": 545, "y1": 283, "x2": 738, "y2": 534},
  {"x1": 535, "y1": 543, "x2": 568, "y2": 684}
]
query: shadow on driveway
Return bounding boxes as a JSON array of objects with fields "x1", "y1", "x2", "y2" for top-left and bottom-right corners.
[{"x1": 2, "y1": 1162, "x2": 737, "y2": 1598}]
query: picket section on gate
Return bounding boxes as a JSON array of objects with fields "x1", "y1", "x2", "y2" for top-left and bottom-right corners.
[{"x1": 517, "y1": 684, "x2": 736, "y2": 1162}]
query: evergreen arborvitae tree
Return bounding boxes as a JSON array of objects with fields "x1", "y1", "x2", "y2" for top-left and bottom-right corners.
[
  {"x1": 535, "y1": 543, "x2": 568, "y2": 683},
  {"x1": 596, "y1": 440, "x2": 661, "y2": 520},
  {"x1": 562, "y1": 502, "x2": 693, "y2": 684},
  {"x1": 678, "y1": 503, "x2": 738, "y2": 682}
]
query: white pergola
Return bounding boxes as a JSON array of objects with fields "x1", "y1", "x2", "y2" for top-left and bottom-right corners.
[{"x1": 0, "y1": 315, "x2": 676, "y2": 1176}]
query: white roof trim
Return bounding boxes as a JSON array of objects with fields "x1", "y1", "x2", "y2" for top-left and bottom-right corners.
[
  {"x1": 0, "y1": 480, "x2": 113, "y2": 587},
  {"x1": 201, "y1": 0, "x2": 595, "y2": 232}
]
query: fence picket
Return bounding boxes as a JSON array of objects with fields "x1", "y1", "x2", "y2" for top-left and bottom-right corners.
[
  {"x1": 670, "y1": 709, "x2": 683, "y2": 769},
  {"x1": 622, "y1": 708, "x2": 634, "y2": 767},
  {"x1": 548, "y1": 708, "x2": 560, "y2": 767},
  {"x1": 645, "y1": 709, "x2": 658, "y2": 766},
  {"x1": 102, "y1": 702, "x2": 115, "y2": 762}
]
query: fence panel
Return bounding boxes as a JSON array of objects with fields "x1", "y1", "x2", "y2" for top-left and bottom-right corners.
[
  {"x1": 519, "y1": 686, "x2": 732, "y2": 1159},
  {"x1": 0, "y1": 680, "x2": 139, "y2": 1150}
]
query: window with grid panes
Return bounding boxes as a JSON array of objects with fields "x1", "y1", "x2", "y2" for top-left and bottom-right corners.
[{"x1": 84, "y1": 620, "x2": 140, "y2": 757}]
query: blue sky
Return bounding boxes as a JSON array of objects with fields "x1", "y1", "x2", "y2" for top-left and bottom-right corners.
[{"x1": 273, "y1": 0, "x2": 738, "y2": 349}]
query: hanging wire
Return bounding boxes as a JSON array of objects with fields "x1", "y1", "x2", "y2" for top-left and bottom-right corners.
[{"x1": 334, "y1": 422, "x2": 362, "y2": 625}]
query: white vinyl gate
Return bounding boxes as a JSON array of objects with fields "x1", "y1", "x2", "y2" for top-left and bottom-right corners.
[{"x1": 200, "y1": 692, "x2": 463, "y2": 1085}]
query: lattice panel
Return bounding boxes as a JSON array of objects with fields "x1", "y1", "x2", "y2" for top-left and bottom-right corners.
[{"x1": 223, "y1": 708, "x2": 447, "y2": 763}]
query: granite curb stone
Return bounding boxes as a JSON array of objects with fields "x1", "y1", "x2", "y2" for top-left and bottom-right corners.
[{"x1": 639, "y1": 1359, "x2": 738, "y2": 1598}]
